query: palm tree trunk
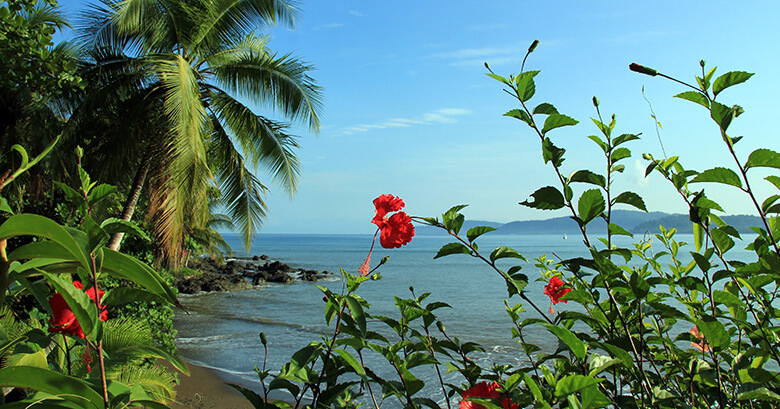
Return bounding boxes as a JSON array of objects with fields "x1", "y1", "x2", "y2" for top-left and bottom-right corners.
[{"x1": 107, "y1": 156, "x2": 150, "y2": 251}]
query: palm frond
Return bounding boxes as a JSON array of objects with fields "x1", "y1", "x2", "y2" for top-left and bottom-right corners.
[
  {"x1": 209, "y1": 36, "x2": 322, "y2": 131},
  {"x1": 207, "y1": 114, "x2": 270, "y2": 249},
  {"x1": 117, "y1": 363, "x2": 178, "y2": 403},
  {"x1": 208, "y1": 89, "x2": 300, "y2": 193}
]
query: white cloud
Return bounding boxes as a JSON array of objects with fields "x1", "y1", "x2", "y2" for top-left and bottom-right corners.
[
  {"x1": 348, "y1": 10, "x2": 364, "y2": 17},
  {"x1": 430, "y1": 45, "x2": 526, "y2": 67},
  {"x1": 335, "y1": 108, "x2": 471, "y2": 136},
  {"x1": 316, "y1": 22, "x2": 344, "y2": 30}
]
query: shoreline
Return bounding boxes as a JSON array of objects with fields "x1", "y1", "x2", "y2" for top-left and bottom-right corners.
[{"x1": 165, "y1": 360, "x2": 255, "y2": 409}]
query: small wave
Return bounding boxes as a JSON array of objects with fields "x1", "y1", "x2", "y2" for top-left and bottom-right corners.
[{"x1": 176, "y1": 332, "x2": 249, "y2": 344}]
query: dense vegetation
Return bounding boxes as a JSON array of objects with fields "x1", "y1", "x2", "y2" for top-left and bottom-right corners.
[{"x1": 1, "y1": 0, "x2": 320, "y2": 407}]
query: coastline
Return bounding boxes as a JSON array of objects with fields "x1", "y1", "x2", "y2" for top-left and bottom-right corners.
[{"x1": 165, "y1": 360, "x2": 255, "y2": 409}]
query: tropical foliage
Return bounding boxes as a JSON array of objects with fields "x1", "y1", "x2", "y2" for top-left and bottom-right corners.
[{"x1": 233, "y1": 43, "x2": 780, "y2": 409}]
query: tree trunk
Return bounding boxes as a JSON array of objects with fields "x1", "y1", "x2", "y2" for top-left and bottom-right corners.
[{"x1": 107, "y1": 156, "x2": 150, "y2": 251}]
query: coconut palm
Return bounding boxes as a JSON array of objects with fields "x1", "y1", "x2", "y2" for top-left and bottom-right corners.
[{"x1": 71, "y1": 0, "x2": 322, "y2": 262}]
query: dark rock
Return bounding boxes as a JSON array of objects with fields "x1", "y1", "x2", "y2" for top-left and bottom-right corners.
[
  {"x1": 173, "y1": 272, "x2": 253, "y2": 294},
  {"x1": 298, "y1": 269, "x2": 328, "y2": 282}
]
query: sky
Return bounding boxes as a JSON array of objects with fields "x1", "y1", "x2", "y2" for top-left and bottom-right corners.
[{"x1": 55, "y1": 1, "x2": 780, "y2": 234}]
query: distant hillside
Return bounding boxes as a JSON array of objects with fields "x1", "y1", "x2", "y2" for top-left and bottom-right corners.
[
  {"x1": 415, "y1": 210, "x2": 763, "y2": 236},
  {"x1": 632, "y1": 214, "x2": 762, "y2": 234},
  {"x1": 498, "y1": 210, "x2": 671, "y2": 234}
]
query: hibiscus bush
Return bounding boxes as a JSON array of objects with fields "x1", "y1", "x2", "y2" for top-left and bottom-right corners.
[
  {"x1": 236, "y1": 42, "x2": 780, "y2": 409},
  {"x1": 0, "y1": 144, "x2": 186, "y2": 408}
]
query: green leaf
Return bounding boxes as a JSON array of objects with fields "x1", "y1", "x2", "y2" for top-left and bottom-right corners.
[
  {"x1": 674, "y1": 91, "x2": 710, "y2": 108},
  {"x1": 486, "y1": 73, "x2": 511, "y2": 85},
  {"x1": 533, "y1": 102, "x2": 558, "y2": 115},
  {"x1": 554, "y1": 374, "x2": 603, "y2": 398},
  {"x1": 611, "y1": 147, "x2": 631, "y2": 163},
  {"x1": 0, "y1": 196, "x2": 11, "y2": 214},
  {"x1": 542, "y1": 114, "x2": 579, "y2": 135},
  {"x1": 745, "y1": 148, "x2": 780, "y2": 170},
  {"x1": 696, "y1": 319, "x2": 730, "y2": 350},
  {"x1": 541, "y1": 137, "x2": 566, "y2": 166},
  {"x1": 334, "y1": 349, "x2": 367, "y2": 376},
  {"x1": 577, "y1": 189, "x2": 605, "y2": 225},
  {"x1": 691, "y1": 167, "x2": 743, "y2": 188},
  {"x1": 738, "y1": 387, "x2": 780, "y2": 401},
  {"x1": 101, "y1": 249, "x2": 177, "y2": 304},
  {"x1": 504, "y1": 109, "x2": 533, "y2": 126},
  {"x1": 87, "y1": 184, "x2": 117, "y2": 205},
  {"x1": 613, "y1": 133, "x2": 640, "y2": 146},
  {"x1": 101, "y1": 287, "x2": 166, "y2": 306},
  {"x1": 227, "y1": 383, "x2": 268, "y2": 408},
  {"x1": 541, "y1": 323, "x2": 587, "y2": 361},
  {"x1": 434, "y1": 243, "x2": 471, "y2": 259},
  {"x1": 587, "y1": 135, "x2": 608, "y2": 153},
  {"x1": 569, "y1": 170, "x2": 605, "y2": 188},
  {"x1": 520, "y1": 186, "x2": 565, "y2": 210},
  {"x1": 100, "y1": 218, "x2": 150, "y2": 241},
  {"x1": 766, "y1": 175, "x2": 780, "y2": 191},
  {"x1": 467, "y1": 226, "x2": 496, "y2": 242},
  {"x1": 443, "y1": 205, "x2": 467, "y2": 234},
  {"x1": 345, "y1": 296, "x2": 367, "y2": 337},
  {"x1": 710, "y1": 101, "x2": 740, "y2": 132},
  {"x1": 44, "y1": 272, "x2": 101, "y2": 342},
  {"x1": 0, "y1": 214, "x2": 90, "y2": 271},
  {"x1": 0, "y1": 366, "x2": 104, "y2": 409},
  {"x1": 612, "y1": 191, "x2": 647, "y2": 212},
  {"x1": 490, "y1": 246, "x2": 527, "y2": 263},
  {"x1": 712, "y1": 71, "x2": 754, "y2": 97},
  {"x1": 711, "y1": 228, "x2": 735, "y2": 253},
  {"x1": 515, "y1": 70, "x2": 540, "y2": 102},
  {"x1": 608, "y1": 223, "x2": 633, "y2": 237}
]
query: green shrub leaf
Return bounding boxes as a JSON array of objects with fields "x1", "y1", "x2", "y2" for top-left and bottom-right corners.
[
  {"x1": 712, "y1": 71, "x2": 754, "y2": 97},
  {"x1": 542, "y1": 114, "x2": 578, "y2": 135},
  {"x1": 745, "y1": 148, "x2": 780, "y2": 170},
  {"x1": 578, "y1": 189, "x2": 605, "y2": 225},
  {"x1": 434, "y1": 243, "x2": 472, "y2": 259},
  {"x1": 674, "y1": 91, "x2": 710, "y2": 108},
  {"x1": 520, "y1": 186, "x2": 565, "y2": 210},
  {"x1": 554, "y1": 374, "x2": 604, "y2": 398},
  {"x1": 691, "y1": 167, "x2": 742, "y2": 188},
  {"x1": 467, "y1": 226, "x2": 496, "y2": 243},
  {"x1": 612, "y1": 191, "x2": 647, "y2": 212},
  {"x1": 541, "y1": 323, "x2": 587, "y2": 361},
  {"x1": 569, "y1": 170, "x2": 605, "y2": 188}
]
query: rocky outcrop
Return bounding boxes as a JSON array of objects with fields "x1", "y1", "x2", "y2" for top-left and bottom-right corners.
[{"x1": 173, "y1": 255, "x2": 331, "y2": 294}]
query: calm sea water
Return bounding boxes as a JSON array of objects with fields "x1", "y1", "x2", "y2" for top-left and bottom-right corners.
[{"x1": 172, "y1": 231, "x2": 758, "y2": 399}]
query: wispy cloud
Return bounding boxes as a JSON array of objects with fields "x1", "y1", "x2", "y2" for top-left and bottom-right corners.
[
  {"x1": 315, "y1": 22, "x2": 344, "y2": 30},
  {"x1": 430, "y1": 45, "x2": 524, "y2": 67},
  {"x1": 348, "y1": 10, "x2": 364, "y2": 17},
  {"x1": 335, "y1": 108, "x2": 471, "y2": 136}
]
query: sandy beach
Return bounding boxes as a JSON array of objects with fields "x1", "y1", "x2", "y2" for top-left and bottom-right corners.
[{"x1": 166, "y1": 361, "x2": 255, "y2": 409}]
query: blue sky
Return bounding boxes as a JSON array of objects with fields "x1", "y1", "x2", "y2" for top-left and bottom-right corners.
[{"x1": 57, "y1": 1, "x2": 780, "y2": 234}]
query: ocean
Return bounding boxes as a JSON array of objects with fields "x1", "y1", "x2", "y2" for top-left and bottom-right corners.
[{"x1": 172, "y1": 231, "x2": 757, "y2": 402}]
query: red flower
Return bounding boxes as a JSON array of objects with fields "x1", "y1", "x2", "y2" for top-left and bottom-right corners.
[
  {"x1": 380, "y1": 211, "x2": 414, "y2": 249},
  {"x1": 690, "y1": 325, "x2": 710, "y2": 352},
  {"x1": 372, "y1": 194, "x2": 405, "y2": 226},
  {"x1": 371, "y1": 194, "x2": 414, "y2": 249},
  {"x1": 544, "y1": 276, "x2": 572, "y2": 314},
  {"x1": 544, "y1": 276, "x2": 571, "y2": 305},
  {"x1": 460, "y1": 381, "x2": 517, "y2": 409},
  {"x1": 48, "y1": 281, "x2": 108, "y2": 339}
]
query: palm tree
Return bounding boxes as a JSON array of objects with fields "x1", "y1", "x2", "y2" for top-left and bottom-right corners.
[{"x1": 71, "y1": 0, "x2": 322, "y2": 262}]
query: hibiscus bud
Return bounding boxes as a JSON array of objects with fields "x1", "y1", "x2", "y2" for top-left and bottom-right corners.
[
  {"x1": 259, "y1": 332, "x2": 267, "y2": 346},
  {"x1": 528, "y1": 39, "x2": 539, "y2": 53},
  {"x1": 592, "y1": 96, "x2": 599, "y2": 107},
  {"x1": 700, "y1": 59, "x2": 706, "y2": 68},
  {"x1": 436, "y1": 321, "x2": 446, "y2": 332},
  {"x1": 629, "y1": 63, "x2": 657, "y2": 76}
]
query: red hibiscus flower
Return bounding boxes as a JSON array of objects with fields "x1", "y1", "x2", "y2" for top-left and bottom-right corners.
[
  {"x1": 370, "y1": 194, "x2": 414, "y2": 249},
  {"x1": 359, "y1": 194, "x2": 415, "y2": 275},
  {"x1": 48, "y1": 281, "x2": 108, "y2": 339},
  {"x1": 544, "y1": 276, "x2": 571, "y2": 314},
  {"x1": 372, "y1": 194, "x2": 405, "y2": 226},
  {"x1": 460, "y1": 381, "x2": 517, "y2": 409},
  {"x1": 689, "y1": 325, "x2": 710, "y2": 352}
]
